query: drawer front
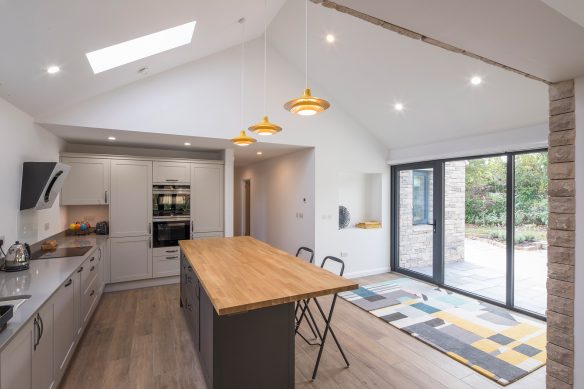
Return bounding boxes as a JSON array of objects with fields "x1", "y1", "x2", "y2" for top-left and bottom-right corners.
[
  {"x1": 82, "y1": 276, "x2": 99, "y2": 325},
  {"x1": 153, "y1": 246, "x2": 180, "y2": 257},
  {"x1": 81, "y1": 255, "x2": 99, "y2": 294},
  {"x1": 153, "y1": 254, "x2": 180, "y2": 278}
]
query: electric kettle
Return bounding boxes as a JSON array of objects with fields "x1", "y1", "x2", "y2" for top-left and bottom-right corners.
[{"x1": 3, "y1": 241, "x2": 31, "y2": 272}]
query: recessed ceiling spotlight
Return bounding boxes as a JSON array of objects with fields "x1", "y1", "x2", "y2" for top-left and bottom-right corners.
[
  {"x1": 47, "y1": 66, "x2": 60, "y2": 74},
  {"x1": 326, "y1": 34, "x2": 335, "y2": 43},
  {"x1": 107, "y1": 136, "x2": 116, "y2": 141},
  {"x1": 257, "y1": 151, "x2": 263, "y2": 155},
  {"x1": 394, "y1": 102, "x2": 404, "y2": 111},
  {"x1": 470, "y1": 76, "x2": 483, "y2": 86},
  {"x1": 184, "y1": 142, "x2": 191, "y2": 146}
]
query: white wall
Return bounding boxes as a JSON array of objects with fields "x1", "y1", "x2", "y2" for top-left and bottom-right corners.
[
  {"x1": 574, "y1": 77, "x2": 584, "y2": 389},
  {"x1": 0, "y1": 96, "x2": 66, "y2": 247},
  {"x1": 235, "y1": 149, "x2": 316, "y2": 255},
  {"x1": 386, "y1": 122, "x2": 548, "y2": 165},
  {"x1": 40, "y1": 38, "x2": 391, "y2": 277}
]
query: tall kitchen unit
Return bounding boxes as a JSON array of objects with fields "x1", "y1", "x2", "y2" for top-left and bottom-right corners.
[
  {"x1": 109, "y1": 159, "x2": 153, "y2": 283},
  {"x1": 191, "y1": 163, "x2": 224, "y2": 239}
]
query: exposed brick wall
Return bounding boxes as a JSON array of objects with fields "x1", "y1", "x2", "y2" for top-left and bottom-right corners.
[{"x1": 547, "y1": 80, "x2": 576, "y2": 388}]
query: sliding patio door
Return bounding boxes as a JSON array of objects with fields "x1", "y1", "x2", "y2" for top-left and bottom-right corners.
[{"x1": 391, "y1": 150, "x2": 547, "y2": 319}]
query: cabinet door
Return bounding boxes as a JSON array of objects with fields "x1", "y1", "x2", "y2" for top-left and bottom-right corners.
[
  {"x1": 32, "y1": 303, "x2": 54, "y2": 389},
  {"x1": 53, "y1": 278, "x2": 76, "y2": 382},
  {"x1": 73, "y1": 270, "x2": 83, "y2": 338},
  {"x1": 1, "y1": 321, "x2": 33, "y2": 389},
  {"x1": 191, "y1": 164, "x2": 224, "y2": 233},
  {"x1": 60, "y1": 157, "x2": 110, "y2": 205},
  {"x1": 110, "y1": 236, "x2": 153, "y2": 283},
  {"x1": 110, "y1": 159, "x2": 152, "y2": 237},
  {"x1": 153, "y1": 161, "x2": 190, "y2": 184}
]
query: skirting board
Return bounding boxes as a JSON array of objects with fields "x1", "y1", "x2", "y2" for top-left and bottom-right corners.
[
  {"x1": 104, "y1": 276, "x2": 179, "y2": 293},
  {"x1": 344, "y1": 267, "x2": 390, "y2": 279}
]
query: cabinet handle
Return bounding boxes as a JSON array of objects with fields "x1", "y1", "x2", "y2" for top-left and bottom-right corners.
[
  {"x1": 166, "y1": 249, "x2": 178, "y2": 253},
  {"x1": 149, "y1": 238, "x2": 152, "y2": 249},
  {"x1": 64, "y1": 279, "x2": 72, "y2": 287},
  {"x1": 148, "y1": 223, "x2": 152, "y2": 234},
  {"x1": 105, "y1": 190, "x2": 108, "y2": 204},
  {"x1": 90, "y1": 290, "x2": 95, "y2": 297},
  {"x1": 77, "y1": 266, "x2": 84, "y2": 273},
  {"x1": 90, "y1": 266, "x2": 95, "y2": 272},
  {"x1": 90, "y1": 256, "x2": 95, "y2": 262},
  {"x1": 38, "y1": 313, "x2": 44, "y2": 341},
  {"x1": 166, "y1": 256, "x2": 179, "y2": 260},
  {"x1": 166, "y1": 179, "x2": 179, "y2": 182},
  {"x1": 33, "y1": 317, "x2": 39, "y2": 351}
]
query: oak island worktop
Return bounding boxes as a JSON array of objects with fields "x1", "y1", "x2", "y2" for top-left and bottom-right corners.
[{"x1": 179, "y1": 237, "x2": 358, "y2": 389}]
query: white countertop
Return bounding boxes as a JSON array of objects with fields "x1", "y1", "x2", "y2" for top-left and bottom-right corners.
[{"x1": 0, "y1": 234, "x2": 108, "y2": 350}]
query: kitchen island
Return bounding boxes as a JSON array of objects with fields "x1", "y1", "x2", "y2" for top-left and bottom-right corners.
[{"x1": 179, "y1": 237, "x2": 358, "y2": 389}]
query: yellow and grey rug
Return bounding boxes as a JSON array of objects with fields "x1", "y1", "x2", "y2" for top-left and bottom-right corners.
[{"x1": 339, "y1": 277, "x2": 546, "y2": 386}]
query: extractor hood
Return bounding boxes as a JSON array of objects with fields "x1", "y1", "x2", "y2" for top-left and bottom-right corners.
[{"x1": 20, "y1": 162, "x2": 71, "y2": 210}]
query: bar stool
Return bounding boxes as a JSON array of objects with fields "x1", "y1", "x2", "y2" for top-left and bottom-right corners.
[
  {"x1": 310, "y1": 256, "x2": 350, "y2": 380},
  {"x1": 294, "y1": 247, "x2": 320, "y2": 343}
]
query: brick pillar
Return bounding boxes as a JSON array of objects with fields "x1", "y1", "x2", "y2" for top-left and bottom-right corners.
[{"x1": 547, "y1": 80, "x2": 576, "y2": 389}]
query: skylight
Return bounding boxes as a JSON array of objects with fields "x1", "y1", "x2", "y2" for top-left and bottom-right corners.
[{"x1": 86, "y1": 21, "x2": 196, "y2": 74}]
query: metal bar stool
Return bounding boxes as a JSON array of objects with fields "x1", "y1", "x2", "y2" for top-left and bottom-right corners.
[
  {"x1": 294, "y1": 247, "x2": 320, "y2": 344},
  {"x1": 310, "y1": 256, "x2": 350, "y2": 380}
]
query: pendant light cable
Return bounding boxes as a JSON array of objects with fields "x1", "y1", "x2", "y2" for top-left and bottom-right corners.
[
  {"x1": 240, "y1": 18, "x2": 245, "y2": 130},
  {"x1": 263, "y1": 0, "x2": 268, "y2": 115},
  {"x1": 305, "y1": 0, "x2": 308, "y2": 89}
]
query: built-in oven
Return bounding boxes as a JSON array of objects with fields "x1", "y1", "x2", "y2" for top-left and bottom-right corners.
[
  {"x1": 153, "y1": 185, "x2": 190, "y2": 218},
  {"x1": 153, "y1": 217, "x2": 191, "y2": 248}
]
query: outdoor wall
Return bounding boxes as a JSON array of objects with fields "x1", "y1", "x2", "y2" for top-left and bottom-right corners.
[
  {"x1": 0, "y1": 96, "x2": 67, "y2": 246},
  {"x1": 40, "y1": 39, "x2": 391, "y2": 278},
  {"x1": 398, "y1": 163, "x2": 465, "y2": 270},
  {"x1": 234, "y1": 149, "x2": 315, "y2": 256}
]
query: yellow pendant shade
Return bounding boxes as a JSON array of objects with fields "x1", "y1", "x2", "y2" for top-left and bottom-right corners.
[
  {"x1": 249, "y1": 116, "x2": 282, "y2": 136},
  {"x1": 284, "y1": 88, "x2": 330, "y2": 116},
  {"x1": 231, "y1": 130, "x2": 256, "y2": 147}
]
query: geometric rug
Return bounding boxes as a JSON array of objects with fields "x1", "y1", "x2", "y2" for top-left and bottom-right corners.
[{"x1": 339, "y1": 277, "x2": 546, "y2": 386}]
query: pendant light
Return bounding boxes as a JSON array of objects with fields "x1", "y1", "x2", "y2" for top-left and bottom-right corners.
[
  {"x1": 284, "y1": 0, "x2": 330, "y2": 116},
  {"x1": 231, "y1": 18, "x2": 256, "y2": 147},
  {"x1": 249, "y1": 0, "x2": 282, "y2": 136}
]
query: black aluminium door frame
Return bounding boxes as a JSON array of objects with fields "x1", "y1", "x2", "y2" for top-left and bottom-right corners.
[
  {"x1": 390, "y1": 160, "x2": 444, "y2": 285},
  {"x1": 390, "y1": 148, "x2": 548, "y2": 321}
]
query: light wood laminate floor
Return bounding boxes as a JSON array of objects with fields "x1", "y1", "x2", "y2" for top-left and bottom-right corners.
[{"x1": 61, "y1": 273, "x2": 545, "y2": 389}]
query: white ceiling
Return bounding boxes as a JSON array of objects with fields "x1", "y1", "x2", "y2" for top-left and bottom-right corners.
[
  {"x1": 44, "y1": 124, "x2": 306, "y2": 166},
  {"x1": 0, "y1": 0, "x2": 286, "y2": 116},
  {"x1": 333, "y1": 0, "x2": 584, "y2": 82},
  {"x1": 268, "y1": 0, "x2": 548, "y2": 149}
]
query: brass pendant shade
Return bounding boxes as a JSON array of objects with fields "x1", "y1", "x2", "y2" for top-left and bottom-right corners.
[
  {"x1": 249, "y1": 115, "x2": 282, "y2": 136},
  {"x1": 231, "y1": 130, "x2": 257, "y2": 146},
  {"x1": 284, "y1": 88, "x2": 330, "y2": 116}
]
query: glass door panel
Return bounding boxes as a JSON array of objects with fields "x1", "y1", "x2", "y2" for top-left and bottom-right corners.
[
  {"x1": 513, "y1": 152, "x2": 548, "y2": 315},
  {"x1": 397, "y1": 167, "x2": 435, "y2": 278},
  {"x1": 443, "y1": 156, "x2": 507, "y2": 303}
]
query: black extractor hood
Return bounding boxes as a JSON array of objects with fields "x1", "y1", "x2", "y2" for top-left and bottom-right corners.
[{"x1": 20, "y1": 162, "x2": 71, "y2": 210}]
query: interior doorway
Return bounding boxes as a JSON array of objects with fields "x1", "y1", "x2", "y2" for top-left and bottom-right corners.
[{"x1": 243, "y1": 179, "x2": 251, "y2": 236}]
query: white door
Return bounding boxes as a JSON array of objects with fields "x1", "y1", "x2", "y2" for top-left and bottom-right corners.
[
  {"x1": 32, "y1": 303, "x2": 54, "y2": 389},
  {"x1": 1, "y1": 321, "x2": 33, "y2": 389},
  {"x1": 110, "y1": 236, "x2": 153, "y2": 283},
  {"x1": 60, "y1": 157, "x2": 110, "y2": 205},
  {"x1": 110, "y1": 159, "x2": 152, "y2": 237},
  {"x1": 191, "y1": 164, "x2": 224, "y2": 233},
  {"x1": 53, "y1": 278, "x2": 76, "y2": 382},
  {"x1": 153, "y1": 161, "x2": 190, "y2": 184}
]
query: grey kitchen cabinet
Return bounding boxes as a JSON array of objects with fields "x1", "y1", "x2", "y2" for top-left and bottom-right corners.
[
  {"x1": 191, "y1": 164, "x2": 224, "y2": 233},
  {"x1": 60, "y1": 157, "x2": 110, "y2": 205},
  {"x1": 0, "y1": 321, "x2": 33, "y2": 389},
  {"x1": 153, "y1": 161, "x2": 190, "y2": 184},
  {"x1": 110, "y1": 236, "x2": 153, "y2": 282},
  {"x1": 32, "y1": 303, "x2": 54, "y2": 389},
  {"x1": 109, "y1": 159, "x2": 152, "y2": 238}
]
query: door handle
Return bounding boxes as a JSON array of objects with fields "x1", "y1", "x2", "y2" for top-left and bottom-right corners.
[
  {"x1": 428, "y1": 219, "x2": 437, "y2": 233},
  {"x1": 104, "y1": 190, "x2": 108, "y2": 204}
]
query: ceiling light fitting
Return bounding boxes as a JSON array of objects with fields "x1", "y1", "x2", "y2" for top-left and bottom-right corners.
[
  {"x1": 47, "y1": 66, "x2": 60, "y2": 74},
  {"x1": 284, "y1": 0, "x2": 330, "y2": 116},
  {"x1": 471, "y1": 76, "x2": 482, "y2": 85},
  {"x1": 326, "y1": 34, "x2": 335, "y2": 43},
  {"x1": 394, "y1": 102, "x2": 404, "y2": 111},
  {"x1": 108, "y1": 136, "x2": 116, "y2": 141},
  {"x1": 231, "y1": 18, "x2": 256, "y2": 147}
]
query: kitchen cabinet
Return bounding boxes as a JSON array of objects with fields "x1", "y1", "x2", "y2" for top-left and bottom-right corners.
[
  {"x1": 110, "y1": 159, "x2": 152, "y2": 238},
  {"x1": 153, "y1": 161, "x2": 190, "y2": 184},
  {"x1": 53, "y1": 277, "x2": 76, "y2": 383},
  {"x1": 60, "y1": 157, "x2": 110, "y2": 205},
  {"x1": 192, "y1": 231, "x2": 224, "y2": 240},
  {"x1": 153, "y1": 253, "x2": 180, "y2": 278},
  {"x1": 191, "y1": 164, "x2": 224, "y2": 233},
  {"x1": 181, "y1": 255, "x2": 200, "y2": 351},
  {"x1": 32, "y1": 304, "x2": 54, "y2": 389},
  {"x1": 1, "y1": 321, "x2": 33, "y2": 389},
  {"x1": 110, "y1": 236, "x2": 153, "y2": 282}
]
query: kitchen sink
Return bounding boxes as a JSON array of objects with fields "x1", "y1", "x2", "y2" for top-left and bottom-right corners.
[{"x1": 0, "y1": 294, "x2": 31, "y2": 312}]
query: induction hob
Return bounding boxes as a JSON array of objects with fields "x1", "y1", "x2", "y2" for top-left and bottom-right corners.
[{"x1": 31, "y1": 246, "x2": 93, "y2": 260}]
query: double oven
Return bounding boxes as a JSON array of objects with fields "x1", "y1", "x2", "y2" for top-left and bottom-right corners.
[{"x1": 152, "y1": 185, "x2": 191, "y2": 248}]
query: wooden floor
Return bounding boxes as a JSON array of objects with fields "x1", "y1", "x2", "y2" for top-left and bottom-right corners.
[{"x1": 61, "y1": 273, "x2": 546, "y2": 389}]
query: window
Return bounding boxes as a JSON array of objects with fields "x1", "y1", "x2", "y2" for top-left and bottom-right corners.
[{"x1": 412, "y1": 170, "x2": 430, "y2": 225}]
